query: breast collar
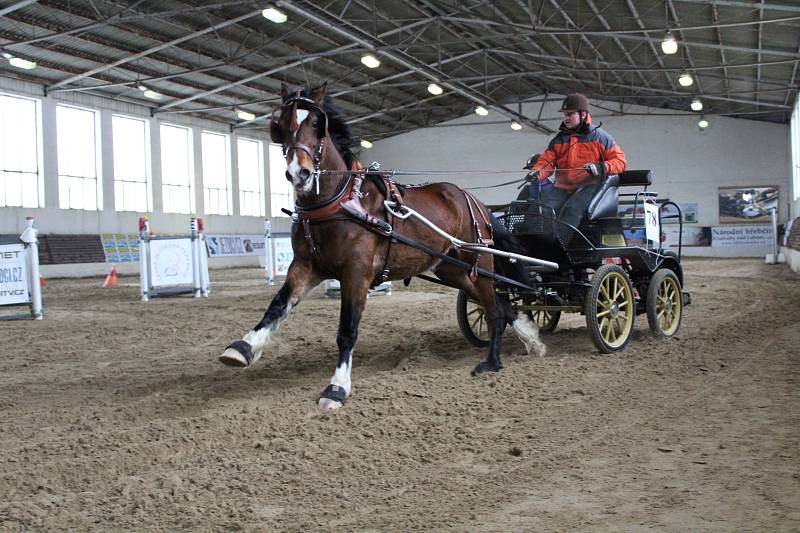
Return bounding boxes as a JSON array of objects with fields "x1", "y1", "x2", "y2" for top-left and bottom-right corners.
[{"x1": 293, "y1": 174, "x2": 355, "y2": 223}]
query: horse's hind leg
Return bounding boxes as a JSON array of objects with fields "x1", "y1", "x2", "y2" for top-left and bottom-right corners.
[
  {"x1": 220, "y1": 260, "x2": 321, "y2": 367},
  {"x1": 470, "y1": 277, "x2": 508, "y2": 375},
  {"x1": 318, "y1": 269, "x2": 370, "y2": 410}
]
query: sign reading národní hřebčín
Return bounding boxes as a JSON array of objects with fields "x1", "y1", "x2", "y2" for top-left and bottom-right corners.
[
  {"x1": 711, "y1": 225, "x2": 774, "y2": 247},
  {"x1": 0, "y1": 244, "x2": 29, "y2": 305}
]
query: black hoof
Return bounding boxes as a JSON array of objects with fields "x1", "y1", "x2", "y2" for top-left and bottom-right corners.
[
  {"x1": 219, "y1": 340, "x2": 254, "y2": 367},
  {"x1": 471, "y1": 361, "x2": 503, "y2": 376}
]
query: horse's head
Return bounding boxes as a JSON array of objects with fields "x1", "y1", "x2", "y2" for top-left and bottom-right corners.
[{"x1": 271, "y1": 82, "x2": 341, "y2": 194}]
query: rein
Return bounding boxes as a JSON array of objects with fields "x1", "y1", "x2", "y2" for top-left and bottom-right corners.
[{"x1": 316, "y1": 167, "x2": 593, "y2": 191}]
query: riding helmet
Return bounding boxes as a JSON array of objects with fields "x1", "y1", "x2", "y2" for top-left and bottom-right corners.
[{"x1": 560, "y1": 92, "x2": 590, "y2": 113}]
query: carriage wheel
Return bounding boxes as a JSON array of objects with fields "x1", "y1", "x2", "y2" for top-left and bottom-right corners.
[
  {"x1": 646, "y1": 269, "x2": 683, "y2": 337},
  {"x1": 456, "y1": 290, "x2": 490, "y2": 347},
  {"x1": 530, "y1": 295, "x2": 561, "y2": 333},
  {"x1": 585, "y1": 264, "x2": 635, "y2": 353}
]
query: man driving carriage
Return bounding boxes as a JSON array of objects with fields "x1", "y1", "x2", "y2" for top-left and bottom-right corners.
[{"x1": 525, "y1": 92, "x2": 627, "y2": 230}]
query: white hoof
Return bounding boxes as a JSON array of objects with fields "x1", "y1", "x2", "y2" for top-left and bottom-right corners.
[
  {"x1": 219, "y1": 348, "x2": 248, "y2": 367},
  {"x1": 512, "y1": 314, "x2": 547, "y2": 357},
  {"x1": 318, "y1": 398, "x2": 344, "y2": 410}
]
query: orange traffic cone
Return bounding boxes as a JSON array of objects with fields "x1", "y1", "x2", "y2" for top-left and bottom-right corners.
[
  {"x1": 103, "y1": 266, "x2": 118, "y2": 288},
  {"x1": 39, "y1": 276, "x2": 47, "y2": 288}
]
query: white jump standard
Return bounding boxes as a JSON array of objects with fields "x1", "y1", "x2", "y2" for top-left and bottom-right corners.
[{"x1": 138, "y1": 217, "x2": 210, "y2": 302}]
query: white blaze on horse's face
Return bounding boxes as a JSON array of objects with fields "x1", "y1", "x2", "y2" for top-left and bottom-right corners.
[{"x1": 286, "y1": 108, "x2": 315, "y2": 193}]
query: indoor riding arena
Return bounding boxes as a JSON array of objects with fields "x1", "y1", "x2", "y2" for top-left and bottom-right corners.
[{"x1": 1, "y1": 2, "x2": 799, "y2": 531}]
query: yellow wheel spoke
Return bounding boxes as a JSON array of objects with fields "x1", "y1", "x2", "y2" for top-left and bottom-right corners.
[
  {"x1": 597, "y1": 309, "x2": 612, "y2": 318},
  {"x1": 467, "y1": 308, "x2": 483, "y2": 317}
]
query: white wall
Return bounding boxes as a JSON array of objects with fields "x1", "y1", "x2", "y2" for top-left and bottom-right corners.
[
  {"x1": 0, "y1": 77, "x2": 295, "y2": 238},
  {"x1": 366, "y1": 96, "x2": 791, "y2": 257}
]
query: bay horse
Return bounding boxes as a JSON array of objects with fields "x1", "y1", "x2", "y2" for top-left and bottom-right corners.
[{"x1": 220, "y1": 82, "x2": 545, "y2": 409}]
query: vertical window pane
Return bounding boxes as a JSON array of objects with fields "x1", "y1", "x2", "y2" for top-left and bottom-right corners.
[
  {"x1": 113, "y1": 115, "x2": 150, "y2": 212},
  {"x1": 0, "y1": 94, "x2": 42, "y2": 208},
  {"x1": 160, "y1": 124, "x2": 194, "y2": 214},
  {"x1": 202, "y1": 131, "x2": 231, "y2": 215},
  {"x1": 57, "y1": 105, "x2": 100, "y2": 211},
  {"x1": 268, "y1": 143, "x2": 292, "y2": 217},
  {"x1": 237, "y1": 138, "x2": 264, "y2": 217}
]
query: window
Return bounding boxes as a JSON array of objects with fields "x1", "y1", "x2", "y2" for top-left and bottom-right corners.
[
  {"x1": 160, "y1": 124, "x2": 195, "y2": 214},
  {"x1": 0, "y1": 93, "x2": 42, "y2": 208},
  {"x1": 202, "y1": 131, "x2": 232, "y2": 215},
  {"x1": 57, "y1": 104, "x2": 101, "y2": 210},
  {"x1": 238, "y1": 138, "x2": 265, "y2": 217},
  {"x1": 268, "y1": 143, "x2": 293, "y2": 217},
  {"x1": 112, "y1": 115, "x2": 151, "y2": 212}
]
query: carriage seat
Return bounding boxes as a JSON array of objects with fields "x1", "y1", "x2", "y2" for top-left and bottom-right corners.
[{"x1": 587, "y1": 170, "x2": 653, "y2": 221}]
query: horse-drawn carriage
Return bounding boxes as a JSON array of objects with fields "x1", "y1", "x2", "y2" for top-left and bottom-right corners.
[
  {"x1": 222, "y1": 83, "x2": 692, "y2": 408},
  {"x1": 457, "y1": 169, "x2": 691, "y2": 353}
]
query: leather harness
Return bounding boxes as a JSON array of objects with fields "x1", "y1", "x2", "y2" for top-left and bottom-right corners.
[{"x1": 274, "y1": 94, "x2": 493, "y2": 288}]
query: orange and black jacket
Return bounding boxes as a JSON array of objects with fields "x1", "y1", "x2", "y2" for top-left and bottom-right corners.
[{"x1": 531, "y1": 113, "x2": 627, "y2": 191}]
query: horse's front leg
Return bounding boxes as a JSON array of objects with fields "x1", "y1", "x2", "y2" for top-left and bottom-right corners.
[
  {"x1": 219, "y1": 260, "x2": 321, "y2": 367},
  {"x1": 318, "y1": 271, "x2": 370, "y2": 410}
]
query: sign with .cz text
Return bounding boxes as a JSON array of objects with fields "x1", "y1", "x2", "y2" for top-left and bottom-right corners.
[{"x1": 0, "y1": 244, "x2": 29, "y2": 305}]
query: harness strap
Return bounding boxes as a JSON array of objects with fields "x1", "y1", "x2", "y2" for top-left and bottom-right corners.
[{"x1": 388, "y1": 231, "x2": 535, "y2": 292}]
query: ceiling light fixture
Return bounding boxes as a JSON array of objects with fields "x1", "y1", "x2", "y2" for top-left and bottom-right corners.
[
  {"x1": 690, "y1": 98, "x2": 703, "y2": 111},
  {"x1": 475, "y1": 105, "x2": 489, "y2": 116},
  {"x1": 678, "y1": 72, "x2": 694, "y2": 87},
  {"x1": 360, "y1": 139, "x2": 373, "y2": 149},
  {"x1": 698, "y1": 117, "x2": 709, "y2": 129},
  {"x1": 262, "y1": 7, "x2": 287, "y2": 23},
  {"x1": 236, "y1": 109, "x2": 255, "y2": 121},
  {"x1": 661, "y1": 32, "x2": 678, "y2": 55},
  {"x1": 510, "y1": 121, "x2": 522, "y2": 131},
  {"x1": 143, "y1": 89, "x2": 163, "y2": 100},
  {"x1": 427, "y1": 83, "x2": 443, "y2": 96},
  {"x1": 360, "y1": 54, "x2": 380, "y2": 69},
  {"x1": 9, "y1": 56, "x2": 37, "y2": 70}
]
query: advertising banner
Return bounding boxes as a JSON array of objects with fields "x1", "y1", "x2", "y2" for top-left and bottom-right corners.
[
  {"x1": 664, "y1": 226, "x2": 712, "y2": 247},
  {"x1": 718, "y1": 185, "x2": 779, "y2": 224},
  {"x1": 205, "y1": 234, "x2": 266, "y2": 257},
  {"x1": 711, "y1": 225, "x2": 775, "y2": 247},
  {"x1": 0, "y1": 244, "x2": 29, "y2": 305},
  {"x1": 273, "y1": 237, "x2": 293, "y2": 275},
  {"x1": 101, "y1": 234, "x2": 141, "y2": 263}
]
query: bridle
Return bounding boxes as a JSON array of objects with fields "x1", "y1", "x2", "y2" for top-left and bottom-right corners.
[{"x1": 270, "y1": 94, "x2": 329, "y2": 193}]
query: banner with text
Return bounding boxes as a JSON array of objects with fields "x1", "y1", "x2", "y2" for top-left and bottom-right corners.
[
  {"x1": 206, "y1": 235, "x2": 266, "y2": 257},
  {"x1": 0, "y1": 243, "x2": 29, "y2": 305},
  {"x1": 711, "y1": 225, "x2": 774, "y2": 247}
]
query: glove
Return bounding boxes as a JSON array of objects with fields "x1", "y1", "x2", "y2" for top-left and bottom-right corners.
[
  {"x1": 524, "y1": 169, "x2": 540, "y2": 182},
  {"x1": 584, "y1": 162, "x2": 606, "y2": 178}
]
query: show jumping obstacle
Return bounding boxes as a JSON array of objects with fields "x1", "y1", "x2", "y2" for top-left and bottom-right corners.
[{"x1": 138, "y1": 217, "x2": 209, "y2": 302}]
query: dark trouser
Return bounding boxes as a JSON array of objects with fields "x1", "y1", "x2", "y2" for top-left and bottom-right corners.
[{"x1": 539, "y1": 184, "x2": 601, "y2": 229}]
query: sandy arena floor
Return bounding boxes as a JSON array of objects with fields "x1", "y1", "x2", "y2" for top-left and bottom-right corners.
[{"x1": 0, "y1": 258, "x2": 798, "y2": 531}]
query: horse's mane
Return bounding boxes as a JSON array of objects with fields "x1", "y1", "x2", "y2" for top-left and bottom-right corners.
[{"x1": 297, "y1": 87, "x2": 357, "y2": 170}]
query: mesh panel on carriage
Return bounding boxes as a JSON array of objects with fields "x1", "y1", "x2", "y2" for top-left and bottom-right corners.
[
  {"x1": 500, "y1": 201, "x2": 556, "y2": 236},
  {"x1": 499, "y1": 200, "x2": 583, "y2": 250}
]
